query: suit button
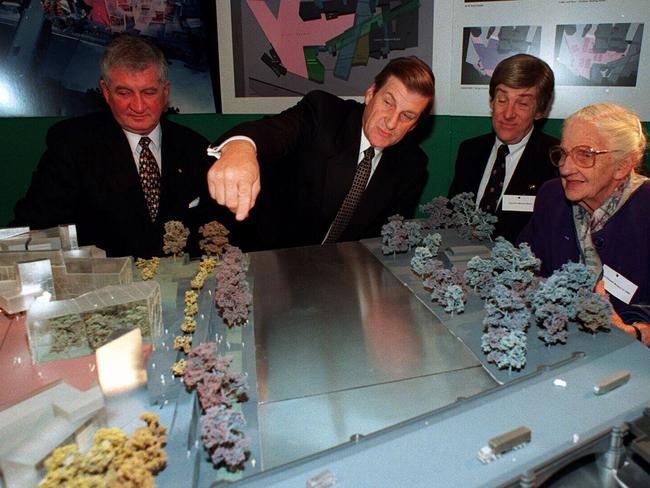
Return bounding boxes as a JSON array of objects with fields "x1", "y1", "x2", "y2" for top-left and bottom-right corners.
[{"x1": 593, "y1": 237, "x2": 604, "y2": 248}]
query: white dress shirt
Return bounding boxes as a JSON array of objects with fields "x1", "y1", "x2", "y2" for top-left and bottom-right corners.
[
  {"x1": 475, "y1": 127, "x2": 534, "y2": 207},
  {"x1": 124, "y1": 124, "x2": 163, "y2": 171}
]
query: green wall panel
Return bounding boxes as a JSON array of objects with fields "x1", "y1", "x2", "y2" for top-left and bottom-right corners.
[{"x1": 1, "y1": 114, "x2": 647, "y2": 227}]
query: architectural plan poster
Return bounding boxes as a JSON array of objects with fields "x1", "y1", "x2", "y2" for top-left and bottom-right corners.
[
  {"x1": 0, "y1": 1, "x2": 216, "y2": 117},
  {"x1": 448, "y1": 0, "x2": 650, "y2": 120},
  {"x1": 461, "y1": 25, "x2": 542, "y2": 85},
  {"x1": 217, "y1": 0, "x2": 434, "y2": 113}
]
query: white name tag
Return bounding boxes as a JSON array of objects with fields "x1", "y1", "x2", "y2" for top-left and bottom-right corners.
[
  {"x1": 501, "y1": 195, "x2": 535, "y2": 212},
  {"x1": 603, "y1": 264, "x2": 638, "y2": 304}
]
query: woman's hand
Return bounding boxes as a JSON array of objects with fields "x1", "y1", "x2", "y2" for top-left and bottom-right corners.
[{"x1": 595, "y1": 280, "x2": 650, "y2": 346}]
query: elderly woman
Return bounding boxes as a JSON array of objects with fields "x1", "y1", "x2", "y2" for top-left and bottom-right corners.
[{"x1": 518, "y1": 103, "x2": 649, "y2": 345}]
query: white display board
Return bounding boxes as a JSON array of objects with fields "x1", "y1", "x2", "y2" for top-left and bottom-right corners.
[
  {"x1": 217, "y1": 0, "x2": 650, "y2": 120},
  {"x1": 445, "y1": 0, "x2": 649, "y2": 119}
]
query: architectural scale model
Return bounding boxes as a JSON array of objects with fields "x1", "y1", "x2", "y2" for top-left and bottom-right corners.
[
  {"x1": 477, "y1": 426, "x2": 532, "y2": 464},
  {"x1": 0, "y1": 382, "x2": 105, "y2": 488},
  {"x1": 39, "y1": 413, "x2": 167, "y2": 487},
  {"x1": 26, "y1": 280, "x2": 162, "y2": 363},
  {"x1": 0, "y1": 226, "x2": 131, "y2": 314}
]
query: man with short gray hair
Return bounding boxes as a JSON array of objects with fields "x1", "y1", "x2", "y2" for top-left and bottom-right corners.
[{"x1": 13, "y1": 35, "x2": 216, "y2": 257}]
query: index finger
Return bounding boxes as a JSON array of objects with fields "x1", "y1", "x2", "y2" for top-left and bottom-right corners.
[{"x1": 235, "y1": 182, "x2": 253, "y2": 221}]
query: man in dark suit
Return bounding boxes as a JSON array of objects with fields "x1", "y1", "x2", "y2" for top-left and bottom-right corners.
[
  {"x1": 448, "y1": 54, "x2": 558, "y2": 243},
  {"x1": 205, "y1": 56, "x2": 435, "y2": 250},
  {"x1": 12, "y1": 35, "x2": 219, "y2": 257}
]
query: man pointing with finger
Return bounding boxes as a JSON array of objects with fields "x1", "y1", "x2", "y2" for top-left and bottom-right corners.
[{"x1": 207, "y1": 56, "x2": 435, "y2": 250}]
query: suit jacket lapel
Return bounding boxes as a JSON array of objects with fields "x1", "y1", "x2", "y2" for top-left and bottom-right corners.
[
  {"x1": 470, "y1": 135, "x2": 495, "y2": 193},
  {"x1": 321, "y1": 106, "x2": 363, "y2": 217}
]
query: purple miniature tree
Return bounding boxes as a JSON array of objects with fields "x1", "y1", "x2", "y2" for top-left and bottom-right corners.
[
  {"x1": 201, "y1": 404, "x2": 251, "y2": 471},
  {"x1": 575, "y1": 289, "x2": 612, "y2": 334},
  {"x1": 404, "y1": 221, "x2": 423, "y2": 249},
  {"x1": 481, "y1": 284, "x2": 530, "y2": 371},
  {"x1": 423, "y1": 261, "x2": 467, "y2": 313},
  {"x1": 531, "y1": 262, "x2": 597, "y2": 345},
  {"x1": 419, "y1": 196, "x2": 453, "y2": 229},
  {"x1": 184, "y1": 342, "x2": 251, "y2": 472},
  {"x1": 464, "y1": 238, "x2": 540, "y2": 299},
  {"x1": 381, "y1": 215, "x2": 409, "y2": 255},
  {"x1": 450, "y1": 192, "x2": 497, "y2": 241},
  {"x1": 215, "y1": 246, "x2": 252, "y2": 328}
]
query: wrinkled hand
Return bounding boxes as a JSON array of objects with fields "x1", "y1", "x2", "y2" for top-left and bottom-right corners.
[
  {"x1": 594, "y1": 279, "x2": 650, "y2": 345},
  {"x1": 207, "y1": 140, "x2": 261, "y2": 221}
]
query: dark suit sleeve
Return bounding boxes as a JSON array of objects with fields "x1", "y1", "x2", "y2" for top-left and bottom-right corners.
[
  {"x1": 215, "y1": 91, "x2": 325, "y2": 164},
  {"x1": 12, "y1": 121, "x2": 83, "y2": 228},
  {"x1": 447, "y1": 140, "x2": 470, "y2": 198}
]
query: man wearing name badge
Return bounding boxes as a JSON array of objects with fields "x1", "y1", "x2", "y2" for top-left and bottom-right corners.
[
  {"x1": 12, "y1": 35, "x2": 217, "y2": 258},
  {"x1": 447, "y1": 54, "x2": 558, "y2": 243},
  {"x1": 205, "y1": 56, "x2": 435, "y2": 250}
]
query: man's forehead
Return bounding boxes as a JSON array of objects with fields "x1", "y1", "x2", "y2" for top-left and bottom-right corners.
[{"x1": 494, "y1": 84, "x2": 538, "y2": 98}]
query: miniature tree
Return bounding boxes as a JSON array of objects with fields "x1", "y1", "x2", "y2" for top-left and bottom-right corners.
[
  {"x1": 404, "y1": 221, "x2": 423, "y2": 249},
  {"x1": 199, "y1": 220, "x2": 230, "y2": 256},
  {"x1": 381, "y1": 214, "x2": 409, "y2": 255},
  {"x1": 201, "y1": 404, "x2": 251, "y2": 471},
  {"x1": 450, "y1": 192, "x2": 497, "y2": 241},
  {"x1": 183, "y1": 342, "x2": 250, "y2": 472},
  {"x1": 422, "y1": 232, "x2": 442, "y2": 256},
  {"x1": 444, "y1": 284, "x2": 466, "y2": 315},
  {"x1": 464, "y1": 238, "x2": 540, "y2": 299},
  {"x1": 481, "y1": 284, "x2": 530, "y2": 371},
  {"x1": 464, "y1": 255, "x2": 495, "y2": 298},
  {"x1": 531, "y1": 262, "x2": 597, "y2": 345},
  {"x1": 40, "y1": 413, "x2": 166, "y2": 487},
  {"x1": 419, "y1": 196, "x2": 453, "y2": 229},
  {"x1": 423, "y1": 261, "x2": 467, "y2": 313},
  {"x1": 575, "y1": 288, "x2": 612, "y2": 334},
  {"x1": 410, "y1": 246, "x2": 434, "y2": 277},
  {"x1": 163, "y1": 220, "x2": 190, "y2": 257}
]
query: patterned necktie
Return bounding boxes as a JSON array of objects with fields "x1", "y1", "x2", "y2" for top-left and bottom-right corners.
[
  {"x1": 479, "y1": 144, "x2": 509, "y2": 213},
  {"x1": 324, "y1": 146, "x2": 375, "y2": 244},
  {"x1": 138, "y1": 137, "x2": 161, "y2": 222}
]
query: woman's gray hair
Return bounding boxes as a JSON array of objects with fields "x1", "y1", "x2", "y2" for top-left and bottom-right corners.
[
  {"x1": 565, "y1": 103, "x2": 647, "y2": 169},
  {"x1": 100, "y1": 35, "x2": 168, "y2": 86}
]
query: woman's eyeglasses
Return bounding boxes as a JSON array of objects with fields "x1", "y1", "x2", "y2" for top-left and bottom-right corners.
[{"x1": 549, "y1": 145, "x2": 620, "y2": 168}]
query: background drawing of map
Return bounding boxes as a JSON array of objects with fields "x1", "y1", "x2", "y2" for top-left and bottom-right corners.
[
  {"x1": 461, "y1": 25, "x2": 541, "y2": 85},
  {"x1": 554, "y1": 23, "x2": 644, "y2": 87},
  {"x1": 228, "y1": 0, "x2": 434, "y2": 98}
]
